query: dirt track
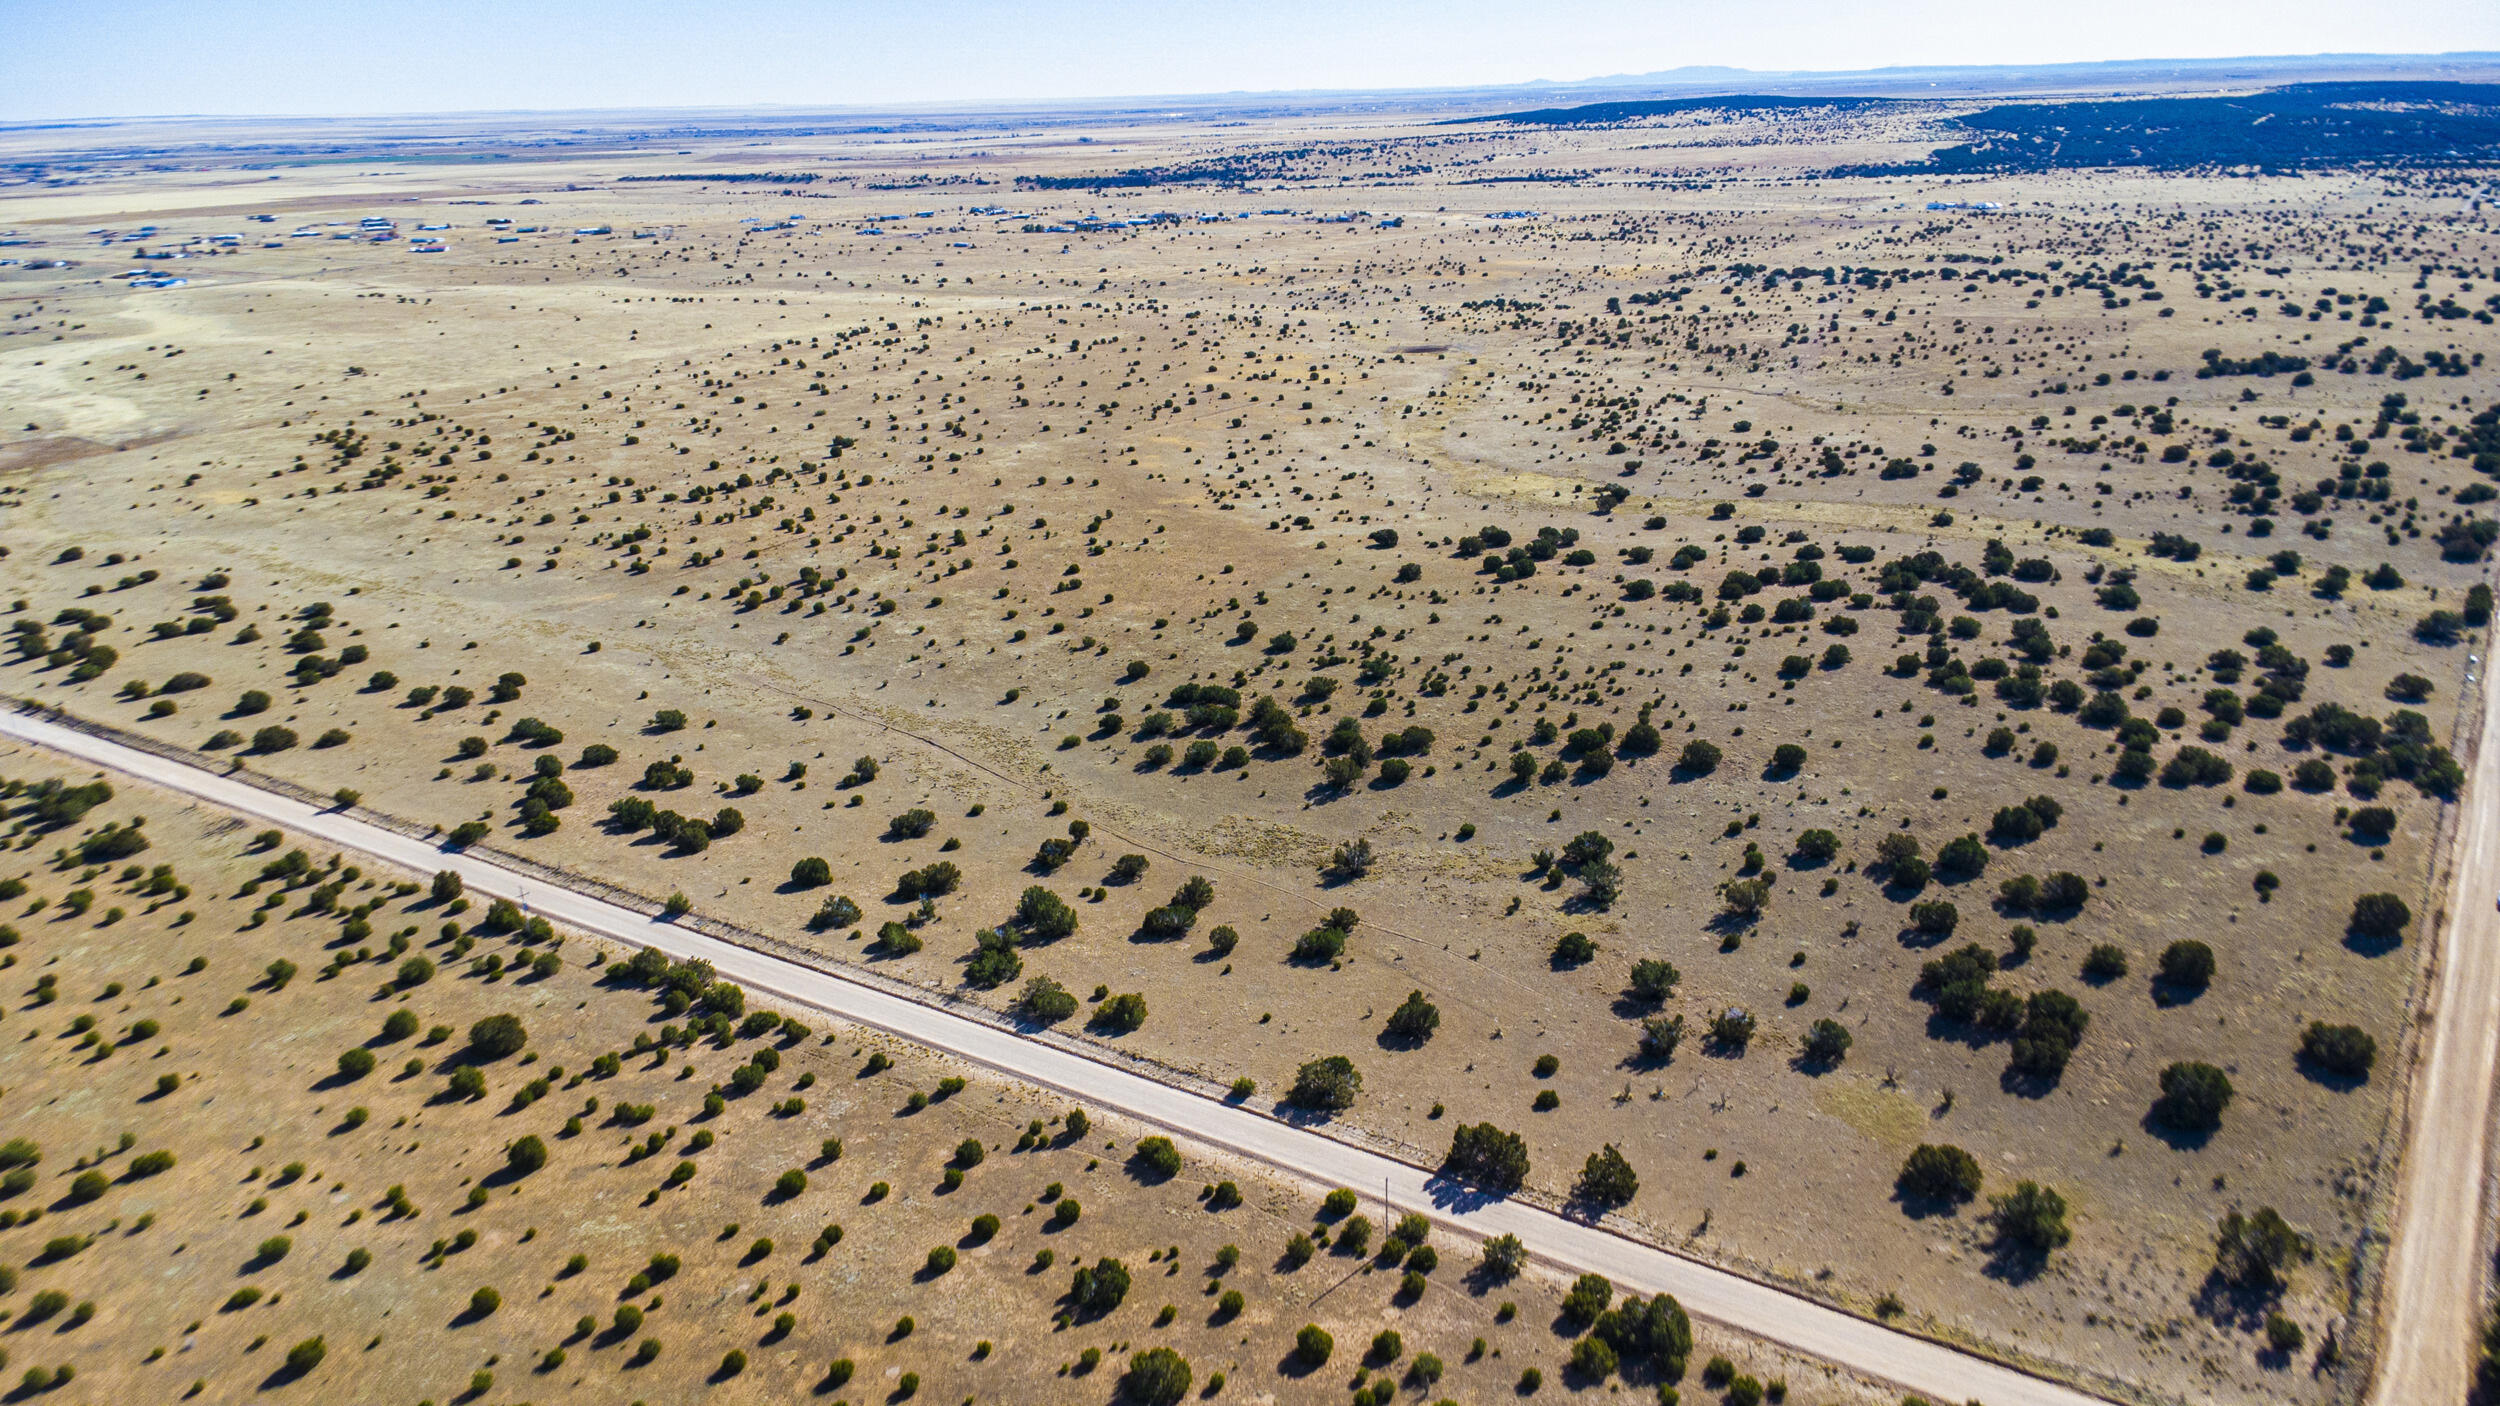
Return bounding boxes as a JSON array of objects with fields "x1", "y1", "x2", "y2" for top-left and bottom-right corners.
[{"x1": 2370, "y1": 625, "x2": 2500, "y2": 1405}]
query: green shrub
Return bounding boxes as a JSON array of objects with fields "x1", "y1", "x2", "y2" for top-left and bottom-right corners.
[
  {"x1": 2350, "y1": 893, "x2": 2411, "y2": 941},
  {"x1": 2157, "y1": 940, "x2": 2215, "y2": 989},
  {"x1": 2154, "y1": 1062, "x2": 2234, "y2": 1132},
  {"x1": 1292, "y1": 927, "x2": 1347, "y2": 962},
  {"x1": 1442, "y1": 1123, "x2": 1530, "y2": 1191},
  {"x1": 1015, "y1": 975, "x2": 1078, "y2": 1024},
  {"x1": 1897, "y1": 1144, "x2": 1982, "y2": 1205},
  {"x1": 1093, "y1": 991, "x2": 1147, "y2": 1033},
  {"x1": 1288, "y1": 1055, "x2": 1363, "y2": 1111},
  {"x1": 468, "y1": 1013, "x2": 527, "y2": 1059},
  {"x1": 2300, "y1": 1022, "x2": 2377, "y2": 1079},
  {"x1": 1115, "y1": 1346, "x2": 1193, "y2": 1404},
  {"x1": 1989, "y1": 1181, "x2": 2072, "y2": 1256},
  {"x1": 507, "y1": 1135, "x2": 548, "y2": 1175},
  {"x1": 1071, "y1": 1257, "x2": 1131, "y2": 1317},
  {"x1": 1569, "y1": 1335, "x2": 1619, "y2": 1380},
  {"x1": 1133, "y1": 1136, "x2": 1181, "y2": 1179}
]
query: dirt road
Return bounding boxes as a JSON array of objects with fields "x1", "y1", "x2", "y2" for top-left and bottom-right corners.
[
  {"x1": 0, "y1": 702, "x2": 2117, "y2": 1406},
  {"x1": 2369, "y1": 646, "x2": 2500, "y2": 1406}
]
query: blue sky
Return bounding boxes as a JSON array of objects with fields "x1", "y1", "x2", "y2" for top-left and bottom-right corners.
[{"x1": 4, "y1": 0, "x2": 2495, "y2": 121}]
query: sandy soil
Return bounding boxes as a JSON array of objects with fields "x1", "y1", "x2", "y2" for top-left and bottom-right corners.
[
  {"x1": 2, "y1": 97, "x2": 2494, "y2": 1404},
  {"x1": 0, "y1": 752, "x2": 1912, "y2": 1405}
]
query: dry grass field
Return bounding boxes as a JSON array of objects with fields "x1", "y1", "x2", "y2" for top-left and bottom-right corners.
[
  {"x1": 0, "y1": 91, "x2": 2495, "y2": 1405},
  {"x1": 0, "y1": 755, "x2": 1890, "y2": 1405}
]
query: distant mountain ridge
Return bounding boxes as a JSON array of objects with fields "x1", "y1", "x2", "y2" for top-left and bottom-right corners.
[{"x1": 9, "y1": 51, "x2": 2500, "y2": 159}]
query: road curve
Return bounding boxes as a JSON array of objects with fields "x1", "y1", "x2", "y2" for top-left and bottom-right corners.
[
  {"x1": 2368, "y1": 646, "x2": 2500, "y2": 1406},
  {"x1": 0, "y1": 704, "x2": 2108, "y2": 1406}
]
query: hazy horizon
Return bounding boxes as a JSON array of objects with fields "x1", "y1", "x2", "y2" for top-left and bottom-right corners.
[{"x1": 3, "y1": 0, "x2": 2497, "y2": 124}]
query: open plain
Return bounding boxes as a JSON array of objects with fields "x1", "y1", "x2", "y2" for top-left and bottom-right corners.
[{"x1": 1, "y1": 81, "x2": 2497, "y2": 1405}]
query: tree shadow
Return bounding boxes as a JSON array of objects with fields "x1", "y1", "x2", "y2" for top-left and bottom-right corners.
[
  {"x1": 2342, "y1": 926, "x2": 2405, "y2": 958},
  {"x1": 2141, "y1": 1105, "x2": 2219, "y2": 1151},
  {"x1": 2191, "y1": 1268, "x2": 2280, "y2": 1333},
  {"x1": 257, "y1": 1359, "x2": 321, "y2": 1392},
  {"x1": 1889, "y1": 1187, "x2": 1970, "y2": 1222},
  {"x1": 1983, "y1": 1235, "x2": 2053, "y2": 1285},
  {"x1": 1617, "y1": 1042, "x2": 1676, "y2": 1073},
  {"x1": 2150, "y1": 978, "x2": 2207, "y2": 1008},
  {"x1": 1609, "y1": 991, "x2": 1664, "y2": 1020},
  {"x1": 309, "y1": 1066, "x2": 372, "y2": 1093},
  {"x1": 1420, "y1": 1175, "x2": 1511, "y2": 1215},
  {"x1": 1272, "y1": 1100, "x2": 1344, "y2": 1130},
  {"x1": 1274, "y1": 1349, "x2": 1328, "y2": 1381},
  {"x1": 1702, "y1": 910, "x2": 1756, "y2": 939},
  {"x1": 2292, "y1": 1053, "x2": 2370, "y2": 1091},
  {"x1": 1997, "y1": 1065, "x2": 2067, "y2": 1101}
]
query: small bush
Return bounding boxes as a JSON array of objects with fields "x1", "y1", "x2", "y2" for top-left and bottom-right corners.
[
  {"x1": 468, "y1": 1013, "x2": 527, "y2": 1059},
  {"x1": 1133, "y1": 1136, "x2": 1182, "y2": 1179},
  {"x1": 2157, "y1": 940, "x2": 2215, "y2": 990},
  {"x1": 2300, "y1": 1022, "x2": 2377, "y2": 1079},
  {"x1": 507, "y1": 1135, "x2": 548, "y2": 1175},
  {"x1": 1898, "y1": 1144, "x2": 1982, "y2": 1205},
  {"x1": 2154, "y1": 1061, "x2": 2234, "y2": 1133}
]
